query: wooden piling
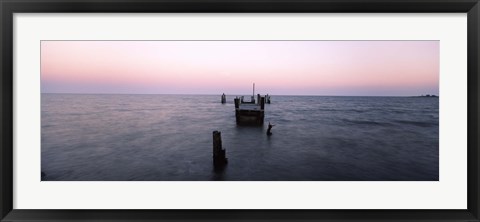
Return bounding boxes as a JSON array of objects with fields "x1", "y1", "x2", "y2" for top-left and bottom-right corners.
[
  {"x1": 260, "y1": 96, "x2": 265, "y2": 123},
  {"x1": 234, "y1": 97, "x2": 240, "y2": 123},
  {"x1": 234, "y1": 97, "x2": 240, "y2": 109},
  {"x1": 213, "y1": 131, "x2": 228, "y2": 168},
  {"x1": 221, "y1": 93, "x2": 226, "y2": 104}
]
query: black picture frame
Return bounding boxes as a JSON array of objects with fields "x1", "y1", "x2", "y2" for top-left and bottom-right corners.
[{"x1": 1, "y1": 0, "x2": 479, "y2": 221}]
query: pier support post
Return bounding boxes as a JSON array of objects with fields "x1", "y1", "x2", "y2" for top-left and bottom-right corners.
[
  {"x1": 221, "y1": 93, "x2": 226, "y2": 104},
  {"x1": 234, "y1": 98, "x2": 240, "y2": 123},
  {"x1": 234, "y1": 98, "x2": 239, "y2": 109},
  {"x1": 260, "y1": 96, "x2": 265, "y2": 110},
  {"x1": 260, "y1": 96, "x2": 265, "y2": 124},
  {"x1": 213, "y1": 131, "x2": 228, "y2": 169}
]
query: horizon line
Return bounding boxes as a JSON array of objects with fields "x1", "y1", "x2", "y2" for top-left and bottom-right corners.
[{"x1": 40, "y1": 92, "x2": 438, "y2": 97}]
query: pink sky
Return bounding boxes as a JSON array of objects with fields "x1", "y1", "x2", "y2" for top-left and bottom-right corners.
[{"x1": 41, "y1": 41, "x2": 439, "y2": 96}]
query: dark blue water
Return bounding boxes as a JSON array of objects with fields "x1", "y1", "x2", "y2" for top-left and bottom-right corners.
[{"x1": 41, "y1": 94, "x2": 438, "y2": 181}]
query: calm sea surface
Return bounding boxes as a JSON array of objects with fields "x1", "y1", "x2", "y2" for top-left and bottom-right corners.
[{"x1": 41, "y1": 94, "x2": 439, "y2": 181}]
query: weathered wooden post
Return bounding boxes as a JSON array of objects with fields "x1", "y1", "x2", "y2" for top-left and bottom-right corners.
[
  {"x1": 213, "y1": 131, "x2": 228, "y2": 168},
  {"x1": 260, "y1": 96, "x2": 265, "y2": 123},
  {"x1": 234, "y1": 97, "x2": 240, "y2": 123},
  {"x1": 234, "y1": 97, "x2": 239, "y2": 109},
  {"x1": 221, "y1": 93, "x2": 226, "y2": 104}
]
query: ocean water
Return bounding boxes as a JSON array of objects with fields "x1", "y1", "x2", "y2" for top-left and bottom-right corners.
[{"x1": 41, "y1": 94, "x2": 439, "y2": 181}]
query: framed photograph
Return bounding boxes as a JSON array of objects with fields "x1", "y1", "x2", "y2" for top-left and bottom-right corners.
[{"x1": 1, "y1": 0, "x2": 479, "y2": 221}]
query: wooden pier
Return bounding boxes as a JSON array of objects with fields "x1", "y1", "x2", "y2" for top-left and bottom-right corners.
[{"x1": 234, "y1": 95, "x2": 265, "y2": 126}]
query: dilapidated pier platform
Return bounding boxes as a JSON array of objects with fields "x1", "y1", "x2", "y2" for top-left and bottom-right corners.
[{"x1": 234, "y1": 94, "x2": 265, "y2": 126}]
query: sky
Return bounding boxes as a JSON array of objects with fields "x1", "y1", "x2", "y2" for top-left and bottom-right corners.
[{"x1": 41, "y1": 41, "x2": 439, "y2": 96}]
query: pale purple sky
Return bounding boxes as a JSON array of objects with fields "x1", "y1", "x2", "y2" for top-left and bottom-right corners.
[{"x1": 41, "y1": 41, "x2": 439, "y2": 96}]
